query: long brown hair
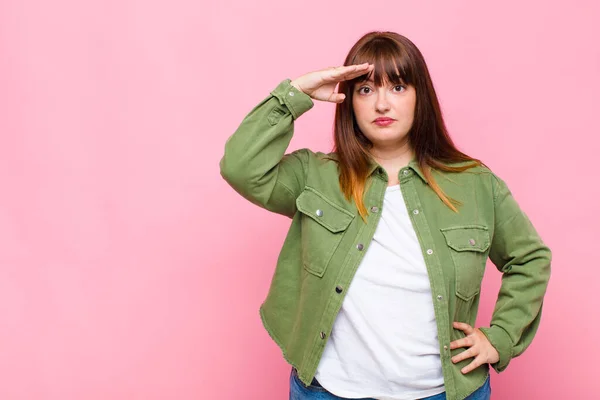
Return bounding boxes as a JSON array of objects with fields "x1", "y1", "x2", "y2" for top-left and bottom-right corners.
[{"x1": 330, "y1": 31, "x2": 487, "y2": 222}]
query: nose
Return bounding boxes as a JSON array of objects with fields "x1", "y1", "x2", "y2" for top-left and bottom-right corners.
[{"x1": 375, "y1": 90, "x2": 391, "y2": 113}]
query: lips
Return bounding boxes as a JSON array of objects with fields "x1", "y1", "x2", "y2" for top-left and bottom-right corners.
[
  {"x1": 373, "y1": 117, "x2": 396, "y2": 127},
  {"x1": 374, "y1": 117, "x2": 395, "y2": 123}
]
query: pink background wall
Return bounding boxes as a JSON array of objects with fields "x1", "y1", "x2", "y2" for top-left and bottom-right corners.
[{"x1": 1, "y1": 0, "x2": 598, "y2": 398}]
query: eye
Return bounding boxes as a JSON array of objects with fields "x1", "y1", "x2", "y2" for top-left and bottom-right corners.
[{"x1": 357, "y1": 84, "x2": 406, "y2": 95}]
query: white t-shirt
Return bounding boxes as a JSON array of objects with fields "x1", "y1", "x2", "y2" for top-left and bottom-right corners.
[{"x1": 314, "y1": 183, "x2": 445, "y2": 400}]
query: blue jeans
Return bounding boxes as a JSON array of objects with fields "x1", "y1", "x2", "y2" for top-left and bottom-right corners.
[{"x1": 289, "y1": 367, "x2": 491, "y2": 400}]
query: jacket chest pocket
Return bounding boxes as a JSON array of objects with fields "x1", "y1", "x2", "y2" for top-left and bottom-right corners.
[
  {"x1": 296, "y1": 188, "x2": 354, "y2": 277},
  {"x1": 440, "y1": 225, "x2": 491, "y2": 301}
]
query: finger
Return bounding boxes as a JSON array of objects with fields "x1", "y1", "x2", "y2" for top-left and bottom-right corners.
[
  {"x1": 453, "y1": 321, "x2": 474, "y2": 335},
  {"x1": 451, "y1": 347, "x2": 478, "y2": 364},
  {"x1": 449, "y1": 337, "x2": 474, "y2": 349},
  {"x1": 342, "y1": 63, "x2": 374, "y2": 80},
  {"x1": 344, "y1": 63, "x2": 374, "y2": 80},
  {"x1": 328, "y1": 93, "x2": 346, "y2": 103},
  {"x1": 327, "y1": 64, "x2": 371, "y2": 82},
  {"x1": 328, "y1": 65, "x2": 361, "y2": 80},
  {"x1": 460, "y1": 355, "x2": 485, "y2": 374},
  {"x1": 338, "y1": 63, "x2": 370, "y2": 72}
]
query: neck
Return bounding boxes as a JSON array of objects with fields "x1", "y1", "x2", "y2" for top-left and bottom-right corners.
[{"x1": 369, "y1": 142, "x2": 415, "y2": 182}]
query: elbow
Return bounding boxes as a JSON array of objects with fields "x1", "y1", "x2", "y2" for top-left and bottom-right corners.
[
  {"x1": 540, "y1": 243, "x2": 552, "y2": 272},
  {"x1": 544, "y1": 245, "x2": 552, "y2": 281},
  {"x1": 219, "y1": 155, "x2": 232, "y2": 181},
  {"x1": 219, "y1": 154, "x2": 244, "y2": 188},
  {"x1": 533, "y1": 244, "x2": 552, "y2": 289},
  {"x1": 219, "y1": 154, "x2": 263, "y2": 202},
  {"x1": 220, "y1": 157, "x2": 245, "y2": 196}
]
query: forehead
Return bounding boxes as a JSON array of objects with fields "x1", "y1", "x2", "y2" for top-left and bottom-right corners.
[{"x1": 359, "y1": 68, "x2": 405, "y2": 84}]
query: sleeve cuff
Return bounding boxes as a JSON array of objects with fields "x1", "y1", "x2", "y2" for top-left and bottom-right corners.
[
  {"x1": 270, "y1": 79, "x2": 314, "y2": 120},
  {"x1": 479, "y1": 325, "x2": 513, "y2": 373}
]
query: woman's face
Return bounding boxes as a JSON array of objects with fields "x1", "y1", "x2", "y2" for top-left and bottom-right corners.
[{"x1": 351, "y1": 76, "x2": 417, "y2": 149}]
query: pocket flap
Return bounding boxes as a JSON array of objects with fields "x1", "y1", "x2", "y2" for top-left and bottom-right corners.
[
  {"x1": 440, "y1": 225, "x2": 491, "y2": 252},
  {"x1": 296, "y1": 187, "x2": 354, "y2": 233}
]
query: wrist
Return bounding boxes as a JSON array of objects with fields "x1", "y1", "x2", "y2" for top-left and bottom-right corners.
[{"x1": 290, "y1": 80, "x2": 303, "y2": 92}]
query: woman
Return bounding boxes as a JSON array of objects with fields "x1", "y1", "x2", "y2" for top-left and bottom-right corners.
[{"x1": 219, "y1": 31, "x2": 551, "y2": 400}]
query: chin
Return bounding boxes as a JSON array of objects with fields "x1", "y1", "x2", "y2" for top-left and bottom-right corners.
[{"x1": 366, "y1": 131, "x2": 406, "y2": 141}]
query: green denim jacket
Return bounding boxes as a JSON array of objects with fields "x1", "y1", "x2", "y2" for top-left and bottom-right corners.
[{"x1": 219, "y1": 78, "x2": 551, "y2": 400}]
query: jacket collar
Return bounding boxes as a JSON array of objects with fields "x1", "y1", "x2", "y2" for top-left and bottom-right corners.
[
  {"x1": 366, "y1": 155, "x2": 429, "y2": 184},
  {"x1": 327, "y1": 152, "x2": 430, "y2": 184}
]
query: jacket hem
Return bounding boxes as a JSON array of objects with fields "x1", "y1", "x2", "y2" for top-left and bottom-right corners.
[
  {"x1": 455, "y1": 369, "x2": 490, "y2": 400},
  {"x1": 258, "y1": 303, "x2": 304, "y2": 384}
]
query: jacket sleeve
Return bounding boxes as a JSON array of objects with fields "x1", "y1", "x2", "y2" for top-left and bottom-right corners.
[
  {"x1": 219, "y1": 79, "x2": 315, "y2": 218},
  {"x1": 478, "y1": 173, "x2": 552, "y2": 373}
]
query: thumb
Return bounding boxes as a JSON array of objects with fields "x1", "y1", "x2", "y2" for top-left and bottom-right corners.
[{"x1": 331, "y1": 93, "x2": 346, "y2": 103}]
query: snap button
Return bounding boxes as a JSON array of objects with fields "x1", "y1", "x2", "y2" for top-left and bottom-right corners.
[
  {"x1": 289, "y1": 91, "x2": 295, "y2": 96},
  {"x1": 403, "y1": 170, "x2": 410, "y2": 176},
  {"x1": 320, "y1": 331, "x2": 326, "y2": 339},
  {"x1": 426, "y1": 249, "x2": 433, "y2": 255},
  {"x1": 356, "y1": 243, "x2": 364, "y2": 251},
  {"x1": 469, "y1": 239, "x2": 476, "y2": 245},
  {"x1": 335, "y1": 285, "x2": 343, "y2": 293},
  {"x1": 413, "y1": 209, "x2": 419, "y2": 214},
  {"x1": 316, "y1": 209, "x2": 323, "y2": 217},
  {"x1": 370, "y1": 206, "x2": 379, "y2": 213},
  {"x1": 437, "y1": 295, "x2": 443, "y2": 301}
]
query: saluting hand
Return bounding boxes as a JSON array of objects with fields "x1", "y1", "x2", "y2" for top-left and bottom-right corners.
[
  {"x1": 450, "y1": 322, "x2": 500, "y2": 374},
  {"x1": 290, "y1": 63, "x2": 374, "y2": 103}
]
